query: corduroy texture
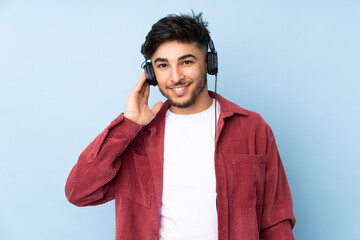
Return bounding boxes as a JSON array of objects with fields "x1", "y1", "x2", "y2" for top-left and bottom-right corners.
[{"x1": 65, "y1": 92, "x2": 295, "y2": 240}]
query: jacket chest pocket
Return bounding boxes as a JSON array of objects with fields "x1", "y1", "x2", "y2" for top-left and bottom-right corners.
[
  {"x1": 228, "y1": 154, "x2": 266, "y2": 208},
  {"x1": 116, "y1": 152, "x2": 152, "y2": 208}
]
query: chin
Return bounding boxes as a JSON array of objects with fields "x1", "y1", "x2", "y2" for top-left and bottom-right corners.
[{"x1": 168, "y1": 97, "x2": 196, "y2": 109}]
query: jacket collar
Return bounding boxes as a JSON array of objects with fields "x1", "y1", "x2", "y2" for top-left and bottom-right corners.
[{"x1": 208, "y1": 91, "x2": 249, "y2": 118}]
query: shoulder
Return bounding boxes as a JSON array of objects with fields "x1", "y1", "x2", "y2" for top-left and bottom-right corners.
[
  {"x1": 216, "y1": 93, "x2": 267, "y2": 125},
  {"x1": 216, "y1": 94, "x2": 273, "y2": 139},
  {"x1": 233, "y1": 105, "x2": 270, "y2": 133}
]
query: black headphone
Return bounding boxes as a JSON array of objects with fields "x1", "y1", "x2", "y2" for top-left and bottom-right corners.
[{"x1": 142, "y1": 39, "x2": 218, "y2": 86}]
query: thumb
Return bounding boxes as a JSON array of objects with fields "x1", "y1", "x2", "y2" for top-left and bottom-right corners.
[{"x1": 151, "y1": 101, "x2": 164, "y2": 116}]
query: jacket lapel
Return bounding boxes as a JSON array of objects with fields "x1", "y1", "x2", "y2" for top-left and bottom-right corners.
[{"x1": 145, "y1": 102, "x2": 169, "y2": 209}]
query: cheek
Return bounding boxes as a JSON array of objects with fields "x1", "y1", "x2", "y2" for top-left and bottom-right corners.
[
  {"x1": 156, "y1": 76, "x2": 168, "y2": 90},
  {"x1": 153, "y1": 72, "x2": 165, "y2": 86},
  {"x1": 187, "y1": 66, "x2": 206, "y2": 80},
  {"x1": 192, "y1": 62, "x2": 207, "y2": 76},
  {"x1": 185, "y1": 68, "x2": 195, "y2": 76},
  {"x1": 183, "y1": 67, "x2": 200, "y2": 79},
  {"x1": 154, "y1": 69, "x2": 168, "y2": 82}
]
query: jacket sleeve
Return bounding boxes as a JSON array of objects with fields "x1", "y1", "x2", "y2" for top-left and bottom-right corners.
[
  {"x1": 260, "y1": 125, "x2": 296, "y2": 240},
  {"x1": 65, "y1": 113, "x2": 143, "y2": 207}
]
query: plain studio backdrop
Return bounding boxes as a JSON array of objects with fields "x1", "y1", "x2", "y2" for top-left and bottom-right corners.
[{"x1": 0, "y1": 0, "x2": 359, "y2": 239}]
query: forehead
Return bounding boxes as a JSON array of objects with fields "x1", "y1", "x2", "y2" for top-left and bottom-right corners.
[{"x1": 151, "y1": 41, "x2": 207, "y2": 61}]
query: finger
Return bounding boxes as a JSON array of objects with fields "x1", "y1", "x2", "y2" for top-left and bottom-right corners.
[
  {"x1": 139, "y1": 76, "x2": 148, "y2": 97},
  {"x1": 142, "y1": 81, "x2": 150, "y2": 102},
  {"x1": 132, "y1": 72, "x2": 147, "y2": 94},
  {"x1": 139, "y1": 82, "x2": 149, "y2": 106},
  {"x1": 151, "y1": 101, "x2": 164, "y2": 116}
]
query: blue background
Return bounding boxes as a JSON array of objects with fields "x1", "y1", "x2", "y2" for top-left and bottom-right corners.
[{"x1": 1, "y1": 0, "x2": 359, "y2": 239}]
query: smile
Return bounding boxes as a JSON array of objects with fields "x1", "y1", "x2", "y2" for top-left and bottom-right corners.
[{"x1": 170, "y1": 84, "x2": 190, "y2": 95}]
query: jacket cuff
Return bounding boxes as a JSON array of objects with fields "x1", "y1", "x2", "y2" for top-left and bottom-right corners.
[
  {"x1": 260, "y1": 220, "x2": 294, "y2": 240},
  {"x1": 107, "y1": 113, "x2": 143, "y2": 139}
]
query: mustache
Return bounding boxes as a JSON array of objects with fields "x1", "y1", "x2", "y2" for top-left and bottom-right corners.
[{"x1": 165, "y1": 80, "x2": 190, "y2": 88}]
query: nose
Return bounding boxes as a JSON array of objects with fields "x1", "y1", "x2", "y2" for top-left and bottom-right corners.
[{"x1": 170, "y1": 66, "x2": 184, "y2": 84}]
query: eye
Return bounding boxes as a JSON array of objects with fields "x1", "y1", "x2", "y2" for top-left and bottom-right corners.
[
  {"x1": 157, "y1": 63, "x2": 167, "y2": 68},
  {"x1": 183, "y1": 60, "x2": 192, "y2": 65}
]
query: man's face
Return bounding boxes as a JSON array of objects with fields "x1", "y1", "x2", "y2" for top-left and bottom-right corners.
[{"x1": 151, "y1": 41, "x2": 210, "y2": 114}]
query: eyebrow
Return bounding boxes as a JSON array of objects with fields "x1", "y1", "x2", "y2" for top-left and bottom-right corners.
[
  {"x1": 178, "y1": 54, "x2": 197, "y2": 61},
  {"x1": 154, "y1": 54, "x2": 198, "y2": 64}
]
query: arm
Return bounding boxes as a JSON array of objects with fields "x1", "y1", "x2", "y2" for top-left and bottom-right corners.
[
  {"x1": 65, "y1": 73, "x2": 163, "y2": 206},
  {"x1": 260, "y1": 126, "x2": 296, "y2": 240},
  {"x1": 65, "y1": 115, "x2": 143, "y2": 206}
]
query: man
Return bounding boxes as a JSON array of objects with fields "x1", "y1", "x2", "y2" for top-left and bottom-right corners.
[{"x1": 65, "y1": 12, "x2": 296, "y2": 240}]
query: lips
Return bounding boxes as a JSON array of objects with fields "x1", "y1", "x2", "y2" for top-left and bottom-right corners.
[{"x1": 169, "y1": 84, "x2": 190, "y2": 95}]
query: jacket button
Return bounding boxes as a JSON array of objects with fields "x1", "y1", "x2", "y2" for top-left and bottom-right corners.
[{"x1": 155, "y1": 230, "x2": 158, "y2": 236}]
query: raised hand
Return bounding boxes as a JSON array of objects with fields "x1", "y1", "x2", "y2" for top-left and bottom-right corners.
[{"x1": 124, "y1": 73, "x2": 163, "y2": 126}]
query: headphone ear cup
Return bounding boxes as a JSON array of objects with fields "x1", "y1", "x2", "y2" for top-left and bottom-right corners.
[
  {"x1": 207, "y1": 52, "x2": 218, "y2": 75},
  {"x1": 144, "y1": 62, "x2": 157, "y2": 86}
]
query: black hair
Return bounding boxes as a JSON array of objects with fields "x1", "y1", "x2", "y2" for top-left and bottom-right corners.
[{"x1": 141, "y1": 11, "x2": 210, "y2": 59}]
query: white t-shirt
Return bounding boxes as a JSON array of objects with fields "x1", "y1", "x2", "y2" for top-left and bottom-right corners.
[{"x1": 160, "y1": 100, "x2": 219, "y2": 240}]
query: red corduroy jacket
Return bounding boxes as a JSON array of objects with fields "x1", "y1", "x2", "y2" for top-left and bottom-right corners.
[{"x1": 65, "y1": 92, "x2": 296, "y2": 240}]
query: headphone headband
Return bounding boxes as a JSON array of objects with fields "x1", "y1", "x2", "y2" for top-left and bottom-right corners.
[{"x1": 208, "y1": 39, "x2": 216, "y2": 53}]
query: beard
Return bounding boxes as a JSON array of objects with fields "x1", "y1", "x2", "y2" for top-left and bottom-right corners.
[{"x1": 159, "y1": 75, "x2": 207, "y2": 109}]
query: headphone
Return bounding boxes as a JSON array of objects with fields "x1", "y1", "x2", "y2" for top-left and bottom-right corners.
[{"x1": 142, "y1": 38, "x2": 218, "y2": 86}]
